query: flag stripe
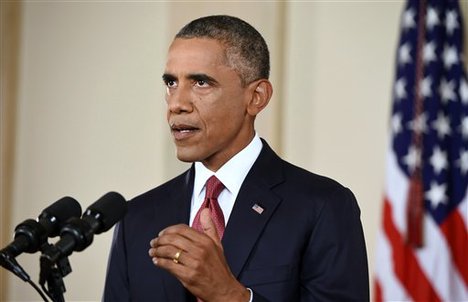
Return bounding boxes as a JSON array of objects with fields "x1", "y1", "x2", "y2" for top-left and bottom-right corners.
[
  {"x1": 460, "y1": 195, "x2": 468, "y2": 227},
  {"x1": 374, "y1": 279, "x2": 383, "y2": 302},
  {"x1": 439, "y1": 208, "x2": 468, "y2": 284},
  {"x1": 383, "y1": 199, "x2": 442, "y2": 302},
  {"x1": 414, "y1": 205, "x2": 467, "y2": 301},
  {"x1": 375, "y1": 226, "x2": 410, "y2": 301}
]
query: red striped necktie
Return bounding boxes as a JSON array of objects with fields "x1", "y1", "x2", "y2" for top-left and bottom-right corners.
[{"x1": 192, "y1": 175, "x2": 225, "y2": 239}]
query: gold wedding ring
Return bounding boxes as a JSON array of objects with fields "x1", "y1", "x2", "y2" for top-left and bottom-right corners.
[{"x1": 173, "y1": 250, "x2": 182, "y2": 264}]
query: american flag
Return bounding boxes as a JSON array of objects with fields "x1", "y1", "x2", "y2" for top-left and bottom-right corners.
[
  {"x1": 252, "y1": 203, "x2": 264, "y2": 215},
  {"x1": 374, "y1": 0, "x2": 468, "y2": 301}
]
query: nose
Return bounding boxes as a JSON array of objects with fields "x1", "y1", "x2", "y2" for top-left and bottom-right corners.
[{"x1": 166, "y1": 86, "x2": 192, "y2": 114}]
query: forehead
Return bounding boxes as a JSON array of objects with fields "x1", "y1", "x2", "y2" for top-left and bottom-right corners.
[{"x1": 165, "y1": 38, "x2": 228, "y2": 71}]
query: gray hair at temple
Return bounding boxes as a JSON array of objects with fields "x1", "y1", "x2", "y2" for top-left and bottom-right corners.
[{"x1": 175, "y1": 15, "x2": 270, "y2": 86}]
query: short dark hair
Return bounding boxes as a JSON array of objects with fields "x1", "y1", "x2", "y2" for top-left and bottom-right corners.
[{"x1": 175, "y1": 15, "x2": 270, "y2": 85}]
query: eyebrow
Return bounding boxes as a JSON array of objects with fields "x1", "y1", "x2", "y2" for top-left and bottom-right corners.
[{"x1": 162, "y1": 73, "x2": 176, "y2": 82}]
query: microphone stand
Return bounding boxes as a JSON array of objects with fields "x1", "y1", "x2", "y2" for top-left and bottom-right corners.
[
  {"x1": 1, "y1": 251, "x2": 50, "y2": 301},
  {"x1": 39, "y1": 243, "x2": 72, "y2": 302}
]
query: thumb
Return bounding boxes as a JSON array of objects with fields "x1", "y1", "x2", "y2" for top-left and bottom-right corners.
[{"x1": 200, "y1": 208, "x2": 221, "y2": 246}]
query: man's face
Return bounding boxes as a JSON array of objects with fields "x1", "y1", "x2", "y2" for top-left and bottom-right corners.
[{"x1": 163, "y1": 38, "x2": 255, "y2": 171}]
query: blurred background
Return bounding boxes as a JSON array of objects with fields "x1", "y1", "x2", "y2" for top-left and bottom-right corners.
[{"x1": 1, "y1": 1, "x2": 467, "y2": 301}]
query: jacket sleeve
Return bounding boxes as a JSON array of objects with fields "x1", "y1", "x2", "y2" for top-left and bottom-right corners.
[
  {"x1": 251, "y1": 290, "x2": 270, "y2": 302},
  {"x1": 300, "y1": 187, "x2": 369, "y2": 301}
]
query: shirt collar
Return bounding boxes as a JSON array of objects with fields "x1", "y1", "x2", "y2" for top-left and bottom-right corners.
[{"x1": 194, "y1": 133, "x2": 263, "y2": 198}]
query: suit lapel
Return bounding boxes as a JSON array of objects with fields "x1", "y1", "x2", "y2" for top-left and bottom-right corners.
[
  {"x1": 161, "y1": 166, "x2": 195, "y2": 302},
  {"x1": 222, "y1": 141, "x2": 284, "y2": 277}
]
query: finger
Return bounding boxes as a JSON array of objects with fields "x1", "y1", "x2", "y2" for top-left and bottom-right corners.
[
  {"x1": 152, "y1": 254, "x2": 188, "y2": 277},
  {"x1": 151, "y1": 232, "x2": 196, "y2": 250},
  {"x1": 149, "y1": 232, "x2": 207, "y2": 267},
  {"x1": 148, "y1": 245, "x2": 173, "y2": 259},
  {"x1": 149, "y1": 245, "x2": 186, "y2": 264},
  {"x1": 158, "y1": 223, "x2": 189, "y2": 235},
  {"x1": 158, "y1": 224, "x2": 202, "y2": 239},
  {"x1": 151, "y1": 248, "x2": 204, "y2": 283},
  {"x1": 149, "y1": 236, "x2": 190, "y2": 264},
  {"x1": 153, "y1": 230, "x2": 212, "y2": 260},
  {"x1": 200, "y1": 208, "x2": 221, "y2": 246}
]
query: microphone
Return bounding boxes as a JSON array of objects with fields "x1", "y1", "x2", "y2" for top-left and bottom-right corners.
[
  {"x1": 41, "y1": 192, "x2": 127, "y2": 265},
  {"x1": 0, "y1": 196, "x2": 82, "y2": 280}
]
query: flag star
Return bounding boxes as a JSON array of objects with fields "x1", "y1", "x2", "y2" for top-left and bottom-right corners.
[
  {"x1": 445, "y1": 10, "x2": 459, "y2": 35},
  {"x1": 426, "y1": 7, "x2": 440, "y2": 30},
  {"x1": 457, "y1": 149, "x2": 468, "y2": 174},
  {"x1": 439, "y1": 79, "x2": 456, "y2": 103},
  {"x1": 420, "y1": 76, "x2": 433, "y2": 98},
  {"x1": 460, "y1": 78, "x2": 468, "y2": 104},
  {"x1": 425, "y1": 181, "x2": 447, "y2": 208},
  {"x1": 392, "y1": 113, "x2": 403, "y2": 135},
  {"x1": 423, "y1": 41, "x2": 437, "y2": 64},
  {"x1": 403, "y1": 145, "x2": 421, "y2": 172},
  {"x1": 430, "y1": 146, "x2": 448, "y2": 174},
  {"x1": 402, "y1": 8, "x2": 416, "y2": 30},
  {"x1": 461, "y1": 116, "x2": 468, "y2": 139},
  {"x1": 432, "y1": 112, "x2": 451, "y2": 138},
  {"x1": 443, "y1": 45, "x2": 458, "y2": 69},
  {"x1": 395, "y1": 78, "x2": 407, "y2": 100},
  {"x1": 399, "y1": 43, "x2": 412, "y2": 65},
  {"x1": 408, "y1": 113, "x2": 428, "y2": 133}
]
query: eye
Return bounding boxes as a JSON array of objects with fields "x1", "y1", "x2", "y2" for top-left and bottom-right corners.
[
  {"x1": 195, "y1": 80, "x2": 209, "y2": 87},
  {"x1": 165, "y1": 79, "x2": 177, "y2": 88}
]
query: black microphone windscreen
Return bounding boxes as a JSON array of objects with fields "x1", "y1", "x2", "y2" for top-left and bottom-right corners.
[
  {"x1": 41, "y1": 196, "x2": 82, "y2": 221},
  {"x1": 38, "y1": 196, "x2": 82, "y2": 237},
  {"x1": 85, "y1": 192, "x2": 127, "y2": 233}
]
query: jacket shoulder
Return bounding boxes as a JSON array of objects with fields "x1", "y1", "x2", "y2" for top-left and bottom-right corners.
[
  {"x1": 126, "y1": 168, "x2": 192, "y2": 213},
  {"x1": 281, "y1": 160, "x2": 347, "y2": 194}
]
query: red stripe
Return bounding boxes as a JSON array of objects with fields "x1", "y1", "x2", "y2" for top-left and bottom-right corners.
[
  {"x1": 374, "y1": 279, "x2": 383, "y2": 302},
  {"x1": 439, "y1": 209, "x2": 468, "y2": 286},
  {"x1": 383, "y1": 198, "x2": 442, "y2": 302}
]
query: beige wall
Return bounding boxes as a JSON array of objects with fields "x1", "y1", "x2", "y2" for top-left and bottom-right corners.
[
  {"x1": 2, "y1": 1, "x2": 467, "y2": 301},
  {"x1": 0, "y1": 1, "x2": 21, "y2": 300},
  {"x1": 5, "y1": 2, "x2": 170, "y2": 301}
]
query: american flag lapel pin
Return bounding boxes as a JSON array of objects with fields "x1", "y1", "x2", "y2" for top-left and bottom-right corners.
[{"x1": 252, "y1": 203, "x2": 265, "y2": 215}]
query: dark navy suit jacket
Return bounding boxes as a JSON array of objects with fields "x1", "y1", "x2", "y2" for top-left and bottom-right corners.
[{"x1": 103, "y1": 141, "x2": 369, "y2": 301}]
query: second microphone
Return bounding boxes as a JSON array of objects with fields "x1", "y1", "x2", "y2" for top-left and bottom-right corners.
[{"x1": 41, "y1": 191, "x2": 127, "y2": 265}]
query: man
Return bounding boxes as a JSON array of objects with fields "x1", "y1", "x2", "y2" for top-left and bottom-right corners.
[{"x1": 103, "y1": 15, "x2": 369, "y2": 301}]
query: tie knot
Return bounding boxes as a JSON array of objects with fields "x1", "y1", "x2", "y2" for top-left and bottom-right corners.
[{"x1": 205, "y1": 176, "x2": 224, "y2": 199}]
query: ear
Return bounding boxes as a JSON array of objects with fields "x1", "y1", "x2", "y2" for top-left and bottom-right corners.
[{"x1": 246, "y1": 80, "x2": 273, "y2": 116}]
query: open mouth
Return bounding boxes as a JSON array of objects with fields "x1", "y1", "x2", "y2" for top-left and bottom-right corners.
[
  {"x1": 171, "y1": 123, "x2": 199, "y2": 132},
  {"x1": 170, "y1": 123, "x2": 200, "y2": 139}
]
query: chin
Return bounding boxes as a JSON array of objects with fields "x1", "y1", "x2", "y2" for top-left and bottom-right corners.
[
  {"x1": 175, "y1": 149, "x2": 202, "y2": 163},
  {"x1": 176, "y1": 156, "x2": 194, "y2": 163}
]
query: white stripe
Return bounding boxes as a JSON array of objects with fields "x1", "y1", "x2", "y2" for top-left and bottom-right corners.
[
  {"x1": 458, "y1": 193, "x2": 468, "y2": 229},
  {"x1": 414, "y1": 213, "x2": 468, "y2": 301},
  {"x1": 374, "y1": 227, "x2": 409, "y2": 301},
  {"x1": 385, "y1": 148, "x2": 409, "y2": 235}
]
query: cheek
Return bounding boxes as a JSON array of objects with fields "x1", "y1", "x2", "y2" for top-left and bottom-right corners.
[
  {"x1": 165, "y1": 100, "x2": 170, "y2": 121},
  {"x1": 204, "y1": 105, "x2": 246, "y2": 137},
  {"x1": 224, "y1": 97, "x2": 249, "y2": 123},
  {"x1": 196, "y1": 90, "x2": 248, "y2": 128}
]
